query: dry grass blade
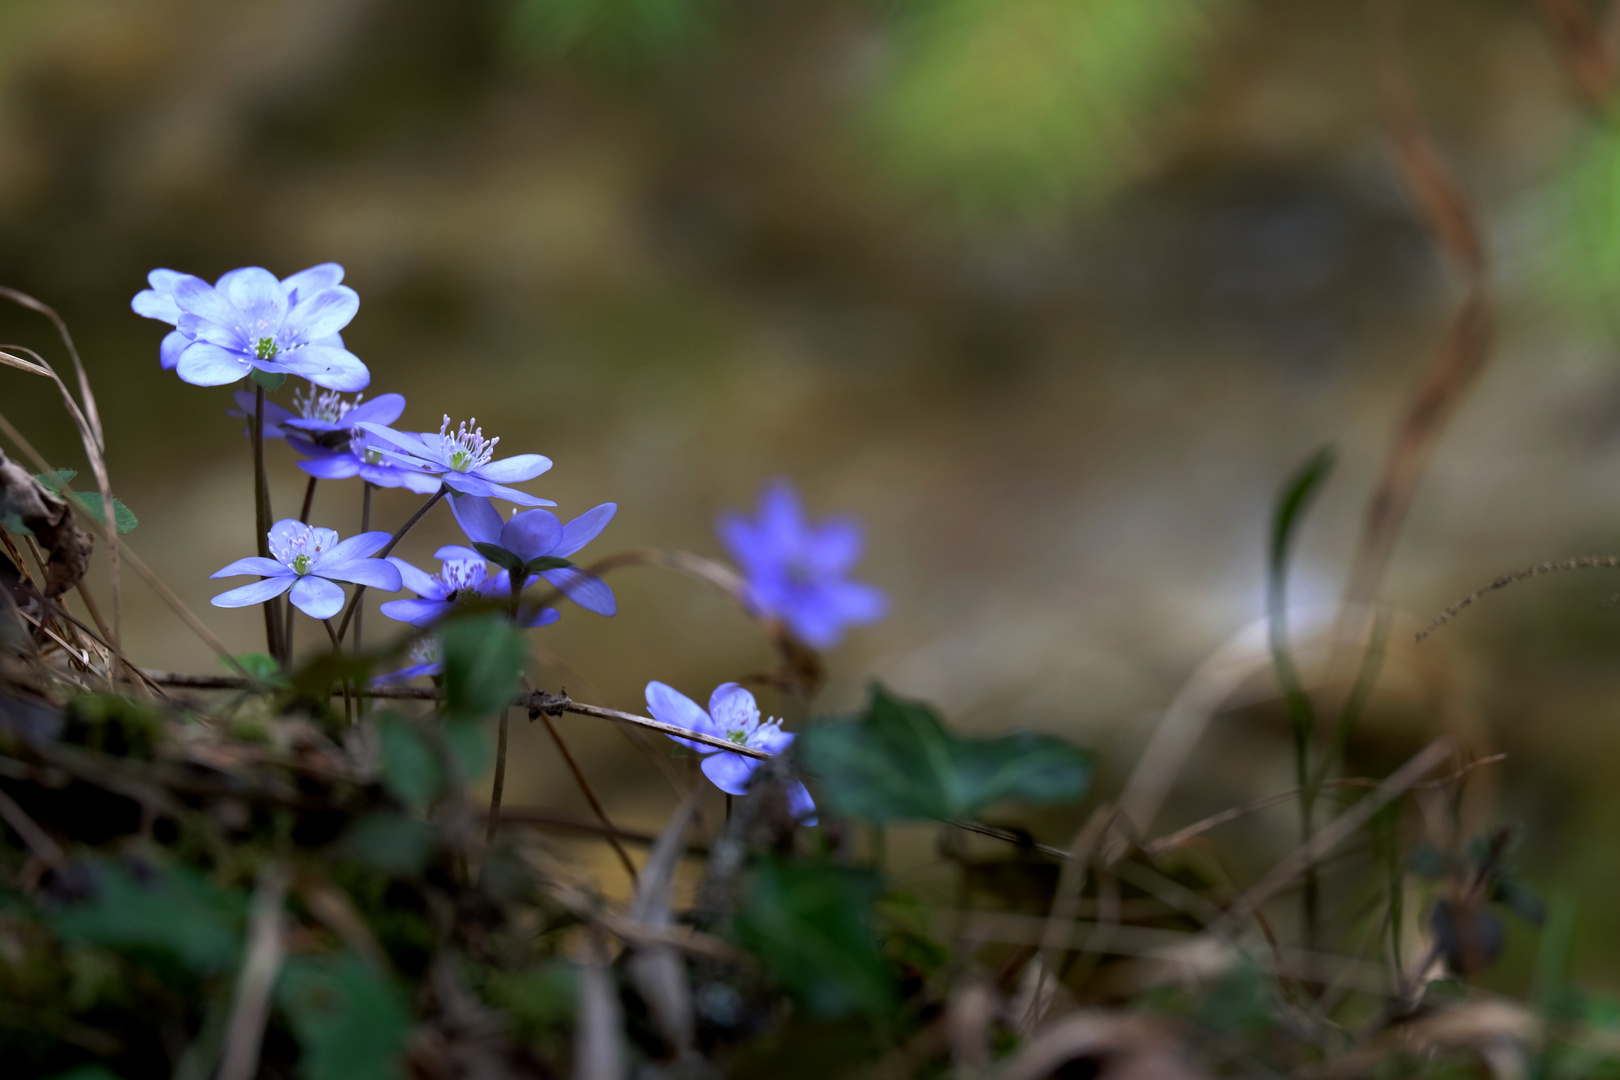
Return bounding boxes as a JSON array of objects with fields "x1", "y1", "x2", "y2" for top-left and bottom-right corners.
[
  {"x1": 626, "y1": 788, "x2": 703, "y2": 1058},
  {"x1": 1339, "y1": 1, "x2": 1492, "y2": 631},
  {"x1": 0, "y1": 341, "x2": 122, "y2": 662},
  {"x1": 1416, "y1": 556, "x2": 1620, "y2": 640},
  {"x1": 1114, "y1": 617, "x2": 1274, "y2": 843},
  {"x1": 1207, "y1": 738, "x2": 1454, "y2": 940},
  {"x1": 0, "y1": 785, "x2": 67, "y2": 874},
  {"x1": 575, "y1": 929, "x2": 628, "y2": 1080},
  {"x1": 992, "y1": 1012, "x2": 1208, "y2": 1080},
  {"x1": 1537, "y1": 0, "x2": 1618, "y2": 105},
  {"x1": 217, "y1": 862, "x2": 288, "y2": 1080},
  {"x1": 0, "y1": 348, "x2": 51, "y2": 377}
]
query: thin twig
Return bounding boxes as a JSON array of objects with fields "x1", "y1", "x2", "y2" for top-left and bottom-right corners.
[
  {"x1": 218, "y1": 862, "x2": 288, "y2": 1080},
  {"x1": 140, "y1": 675, "x2": 771, "y2": 759},
  {"x1": 538, "y1": 712, "x2": 638, "y2": 886},
  {"x1": 1417, "y1": 556, "x2": 1620, "y2": 641},
  {"x1": 335, "y1": 487, "x2": 444, "y2": 642}
]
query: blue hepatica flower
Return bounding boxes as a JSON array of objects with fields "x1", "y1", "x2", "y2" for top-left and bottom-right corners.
[
  {"x1": 131, "y1": 264, "x2": 367, "y2": 391},
  {"x1": 356, "y1": 416, "x2": 554, "y2": 506},
  {"x1": 718, "y1": 479, "x2": 886, "y2": 649},
  {"x1": 451, "y1": 495, "x2": 617, "y2": 616},
  {"x1": 226, "y1": 385, "x2": 384, "y2": 442},
  {"x1": 210, "y1": 520, "x2": 402, "y2": 620},
  {"x1": 645, "y1": 681, "x2": 815, "y2": 823},
  {"x1": 373, "y1": 636, "x2": 444, "y2": 686},
  {"x1": 379, "y1": 546, "x2": 561, "y2": 630},
  {"x1": 281, "y1": 392, "x2": 442, "y2": 493}
]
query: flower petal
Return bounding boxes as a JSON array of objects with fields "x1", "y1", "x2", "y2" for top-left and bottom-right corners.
[
  {"x1": 288, "y1": 575, "x2": 345, "y2": 619},
  {"x1": 386, "y1": 556, "x2": 445, "y2": 598},
  {"x1": 701, "y1": 752, "x2": 760, "y2": 796},
  {"x1": 474, "y1": 454, "x2": 552, "y2": 483},
  {"x1": 284, "y1": 286, "x2": 360, "y2": 343},
  {"x1": 319, "y1": 558, "x2": 401, "y2": 591},
  {"x1": 520, "y1": 605, "x2": 561, "y2": 629},
  {"x1": 268, "y1": 519, "x2": 309, "y2": 551},
  {"x1": 708, "y1": 683, "x2": 759, "y2": 730},
  {"x1": 832, "y1": 581, "x2": 887, "y2": 624},
  {"x1": 450, "y1": 495, "x2": 504, "y2": 546},
  {"x1": 211, "y1": 576, "x2": 294, "y2": 608},
  {"x1": 446, "y1": 475, "x2": 556, "y2": 506},
  {"x1": 159, "y1": 329, "x2": 190, "y2": 370},
  {"x1": 345, "y1": 393, "x2": 406, "y2": 427},
  {"x1": 433, "y1": 545, "x2": 483, "y2": 562},
  {"x1": 175, "y1": 342, "x2": 252, "y2": 386},
  {"x1": 274, "y1": 344, "x2": 369, "y2": 392},
  {"x1": 363, "y1": 465, "x2": 441, "y2": 494},
  {"x1": 539, "y1": 567, "x2": 615, "y2": 616},
  {"x1": 645, "y1": 681, "x2": 718, "y2": 750},
  {"x1": 807, "y1": 516, "x2": 864, "y2": 573},
  {"x1": 171, "y1": 275, "x2": 240, "y2": 328},
  {"x1": 372, "y1": 660, "x2": 442, "y2": 686},
  {"x1": 133, "y1": 281, "x2": 183, "y2": 323},
  {"x1": 555, "y1": 503, "x2": 616, "y2": 558},
  {"x1": 320, "y1": 530, "x2": 393, "y2": 564},
  {"x1": 786, "y1": 780, "x2": 817, "y2": 825},
  {"x1": 216, "y1": 267, "x2": 288, "y2": 328},
  {"x1": 211, "y1": 557, "x2": 288, "y2": 579},
  {"x1": 379, "y1": 597, "x2": 452, "y2": 627},
  {"x1": 297, "y1": 455, "x2": 361, "y2": 479},
  {"x1": 499, "y1": 510, "x2": 562, "y2": 562},
  {"x1": 281, "y1": 263, "x2": 344, "y2": 300}
]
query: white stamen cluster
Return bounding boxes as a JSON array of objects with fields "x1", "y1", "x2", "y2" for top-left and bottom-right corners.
[
  {"x1": 407, "y1": 637, "x2": 443, "y2": 665},
  {"x1": 437, "y1": 559, "x2": 488, "y2": 599},
  {"x1": 269, "y1": 525, "x2": 327, "y2": 575},
  {"x1": 294, "y1": 387, "x2": 361, "y2": 424},
  {"x1": 439, "y1": 416, "x2": 499, "y2": 472}
]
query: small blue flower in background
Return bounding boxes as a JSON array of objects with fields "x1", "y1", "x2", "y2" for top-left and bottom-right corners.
[
  {"x1": 132, "y1": 264, "x2": 367, "y2": 390},
  {"x1": 718, "y1": 478, "x2": 886, "y2": 649},
  {"x1": 210, "y1": 520, "x2": 401, "y2": 620},
  {"x1": 379, "y1": 546, "x2": 561, "y2": 629},
  {"x1": 373, "y1": 636, "x2": 444, "y2": 685},
  {"x1": 227, "y1": 390, "x2": 296, "y2": 440},
  {"x1": 645, "y1": 680, "x2": 815, "y2": 823},
  {"x1": 451, "y1": 495, "x2": 617, "y2": 616},
  {"x1": 358, "y1": 417, "x2": 553, "y2": 506},
  {"x1": 283, "y1": 392, "x2": 442, "y2": 493}
]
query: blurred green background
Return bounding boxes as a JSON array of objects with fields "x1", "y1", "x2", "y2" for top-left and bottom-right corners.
[{"x1": 2, "y1": 0, "x2": 1619, "y2": 988}]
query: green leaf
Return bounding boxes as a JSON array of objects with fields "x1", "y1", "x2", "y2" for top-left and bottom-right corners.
[
  {"x1": 340, "y1": 812, "x2": 436, "y2": 877},
  {"x1": 223, "y1": 652, "x2": 285, "y2": 686},
  {"x1": 248, "y1": 369, "x2": 288, "y2": 392},
  {"x1": 376, "y1": 713, "x2": 444, "y2": 812},
  {"x1": 50, "y1": 859, "x2": 245, "y2": 974},
  {"x1": 522, "y1": 556, "x2": 573, "y2": 574},
  {"x1": 797, "y1": 684, "x2": 1091, "y2": 823},
  {"x1": 506, "y1": 0, "x2": 713, "y2": 72},
  {"x1": 35, "y1": 468, "x2": 138, "y2": 533},
  {"x1": 734, "y1": 856, "x2": 894, "y2": 1019},
  {"x1": 276, "y1": 953, "x2": 411, "y2": 1080},
  {"x1": 1267, "y1": 446, "x2": 1334, "y2": 769},
  {"x1": 439, "y1": 613, "x2": 525, "y2": 721},
  {"x1": 70, "y1": 491, "x2": 138, "y2": 533},
  {"x1": 471, "y1": 543, "x2": 525, "y2": 574},
  {"x1": 1, "y1": 511, "x2": 32, "y2": 536},
  {"x1": 442, "y1": 717, "x2": 491, "y2": 785}
]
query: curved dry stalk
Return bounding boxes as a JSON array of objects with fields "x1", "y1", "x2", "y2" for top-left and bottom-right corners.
[{"x1": 1416, "y1": 556, "x2": 1620, "y2": 641}]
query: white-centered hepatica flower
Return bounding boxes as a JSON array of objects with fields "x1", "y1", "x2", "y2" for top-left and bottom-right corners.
[{"x1": 210, "y1": 520, "x2": 402, "y2": 620}]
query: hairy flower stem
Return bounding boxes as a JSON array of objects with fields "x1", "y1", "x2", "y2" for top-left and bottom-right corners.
[
  {"x1": 538, "y1": 712, "x2": 638, "y2": 885},
  {"x1": 252, "y1": 387, "x2": 284, "y2": 665},
  {"x1": 323, "y1": 618, "x2": 352, "y2": 723},
  {"x1": 487, "y1": 707, "x2": 510, "y2": 845},
  {"x1": 355, "y1": 482, "x2": 372, "y2": 655},
  {"x1": 298, "y1": 476, "x2": 318, "y2": 524},
  {"x1": 335, "y1": 487, "x2": 444, "y2": 643}
]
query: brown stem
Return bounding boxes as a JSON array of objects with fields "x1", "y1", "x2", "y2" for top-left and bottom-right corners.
[
  {"x1": 335, "y1": 487, "x2": 444, "y2": 642},
  {"x1": 355, "y1": 482, "x2": 372, "y2": 655},
  {"x1": 486, "y1": 707, "x2": 511, "y2": 845},
  {"x1": 298, "y1": 475, "x2": 318, "y2": 524},
  {"x1": 323, "y1": 618, "x2": 352, "y2": 723},
  {"x1": 537, "y1": 712, "x2": 638, "y2": 886},
  {"x1": 253, "y1": 387, "x2": 284, "y2": 664}
]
